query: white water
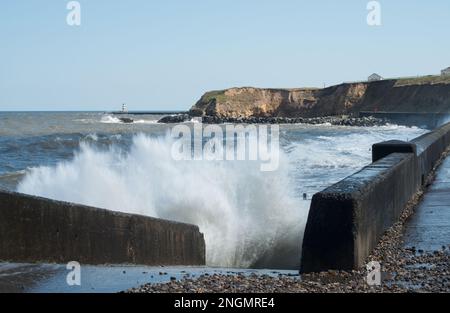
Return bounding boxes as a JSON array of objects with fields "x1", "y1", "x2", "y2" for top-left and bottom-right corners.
[
  {"x1": 100, "y1": 115, "x2": 123, "y2": 124},
  {"x1": 18, "y1": 133, "x2": 305, "y2": 268},
  {"x1": 17, "y1": 125, "x2": 428, "y2": 268},
  {"x1": 100, "y1": 114, "x2": 157, "y2": 124}
]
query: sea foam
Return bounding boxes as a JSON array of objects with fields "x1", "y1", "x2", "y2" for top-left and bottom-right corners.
[
  {"x1": 18, "y1": 133, "x2": 306, "y2": 268},
  {"x1": 17, "y1": 125, "x2": 428, "y2": 268}
]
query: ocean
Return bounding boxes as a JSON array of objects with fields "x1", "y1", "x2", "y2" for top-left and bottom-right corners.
[{"x1": 0, "y1": 111, "x2": 428, "y2": 269}]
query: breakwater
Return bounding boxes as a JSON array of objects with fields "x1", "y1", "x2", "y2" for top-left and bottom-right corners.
[
  {"x1": 300, "y1": 121, "x2": 450, "y2": 273},
  {"x1": 158, "y1": 113, "x2": 387, "y2": 127},
  {"x1": 0, "y1": 190, "x2": 205, "y2": 266}
]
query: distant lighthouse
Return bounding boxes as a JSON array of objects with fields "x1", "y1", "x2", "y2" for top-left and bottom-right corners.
[{"x1": 121, "y1": 103, "x2": 128, "y2": 113}]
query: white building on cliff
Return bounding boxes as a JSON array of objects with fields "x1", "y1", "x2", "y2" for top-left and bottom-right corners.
[
  {"x1": 368, "y1": 73, "x2": 383, "y2": 82},
  {"x1": 441, "y1": 67, "x2": 450, "y2": 76}
]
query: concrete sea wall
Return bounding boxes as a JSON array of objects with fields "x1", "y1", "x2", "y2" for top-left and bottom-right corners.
[
  {"x1": 0, "y1": 190, "x2": 205, "y2": 266},
  {"x1": 360, "y1": 111, "x2": 450, "y2": 130},
  {"x1": 300, "y1": 122, "x2": 450, "y2": 273}
]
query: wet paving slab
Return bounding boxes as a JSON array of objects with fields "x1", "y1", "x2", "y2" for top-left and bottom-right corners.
[
  {"x1": 404, "y1": 157, "x2": 450, "y2": 252},
  {"x1": 0, "y1": 263, "x2": 297, "y2": 293}
]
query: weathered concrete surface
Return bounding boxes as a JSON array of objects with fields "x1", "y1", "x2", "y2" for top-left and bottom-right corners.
[
  {"x1": 301, "y1": 153, "x2": 419, "y2": 272},
  {"x1": 0, "y1": 190, "x2": 205, "y2": 266},
  {"x1": 404, "y1": 157, "x2": 450, "y2": 252},
  {"x1": 372, "y1": 140, "x2": 416, "y2": 163},
  {"x1": 411, "y1": 122, "x2": 450, "y2": 180},
  {"x1": 301, "y1": 122, "x2": 450, "y2": 273},
  {"x1": 360, "y1": 112, "x2": 450, "y2": 130}
]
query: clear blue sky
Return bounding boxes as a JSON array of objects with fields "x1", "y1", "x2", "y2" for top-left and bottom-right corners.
[{"x1": 1, "y1": 0, "x2": 449, "y2": 111}]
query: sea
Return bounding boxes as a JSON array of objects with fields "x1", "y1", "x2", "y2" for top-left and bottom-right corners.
[{"x1": 0, "y1": 111, "x2": 428, "y2": 271}]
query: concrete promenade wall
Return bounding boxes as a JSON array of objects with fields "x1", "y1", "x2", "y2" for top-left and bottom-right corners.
[
  {"x1": 0, "y1": 190, "x2": 205, "y2": 266},
  {"x1": 300, "y1": 122, "x2": 450, "y2": 273},
  {"x1": 411, "y1": 122, "x2": 450, "y2": 180},
  {"x1": 359, "y1": 111, "x2": 450, "y2": 129}
]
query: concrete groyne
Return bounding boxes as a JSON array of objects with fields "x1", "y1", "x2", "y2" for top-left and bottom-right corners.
[
  {"x1": 300, "y1": 121, "x2": 450, "y2": 273},
  {"x1": 0, "y1": 190, "x2": 205, "y2": 266}
]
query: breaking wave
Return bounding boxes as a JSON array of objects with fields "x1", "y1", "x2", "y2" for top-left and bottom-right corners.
[
  {"x1": 18, "y1": 133, "x2": 306, "y2": 268},
  {"x1": 16, "y1": 124, "x2": 428, "y2": 268}
]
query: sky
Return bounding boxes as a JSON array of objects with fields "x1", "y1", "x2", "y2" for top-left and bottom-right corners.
[{"x1": 0, "y1": 0, "x2": 449, "y2": 111}]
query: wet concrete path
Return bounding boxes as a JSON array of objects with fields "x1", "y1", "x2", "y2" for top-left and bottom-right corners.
[
  {"x1": 0, "y1": 263, "x2": 297, "y2": 293},
  {"x1": 404, "y1": 157, "x2": 450, "y2": 252}
]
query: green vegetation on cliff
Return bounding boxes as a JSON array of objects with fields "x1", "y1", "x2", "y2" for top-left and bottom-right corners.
[
  {"x1": 202, "y1": 90, "x2": 227, "y2": 103},
  {"x1": 394, "y1": 75, "x2": 450, "y2": 87},
  {"x1": 191, "y1": 77, "x2": 450, "y2": 118}
]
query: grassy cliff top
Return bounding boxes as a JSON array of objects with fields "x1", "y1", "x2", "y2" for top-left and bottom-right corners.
[
  {"x1": 394, "y1": 75, "x2": 450, "y2": 86},
  {"x1": 201, "y1": 90, "x2": 227, "y2": 103},
  {"x1": 199, "y1": 75, "x2": 450, "y2": 104}
]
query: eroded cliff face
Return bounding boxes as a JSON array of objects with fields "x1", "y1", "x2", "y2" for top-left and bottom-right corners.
[{"x1": 190, "y1": 80, "x2": 450, "y2": 118}]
